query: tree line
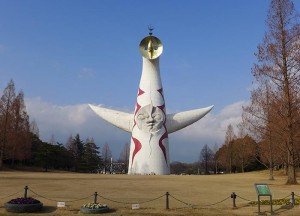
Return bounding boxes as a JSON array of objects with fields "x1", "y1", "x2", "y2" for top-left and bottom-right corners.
[{"x1": 0, "y1": 80, "x2": 132, "y2": 172}]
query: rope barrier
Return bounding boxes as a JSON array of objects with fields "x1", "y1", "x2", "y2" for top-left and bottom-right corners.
[
  {"x1": 98, "y1": 193, "x2": 165, "y2": 205},
  {"x1": 28, "y1": 189, "x2": 93, "y2": 203}
]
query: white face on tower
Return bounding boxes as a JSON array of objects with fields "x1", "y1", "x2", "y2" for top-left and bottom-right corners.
[{"x1": 135, "y1": 104, "x2": 165, "y2": 133}]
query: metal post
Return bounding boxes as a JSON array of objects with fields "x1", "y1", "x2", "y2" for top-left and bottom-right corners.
[
  {"x1": 258, "y1": 196, "x2": 261, "y2": 213},
  {"x1": 94, "y1": 192, "x2": 98, "y2": 203},
  {"x1": 166, "y1": 192, "x2": 169, "y2": 209},
  {"x1": 231, "y1": 192, "x2": 237, "y2": 208},
  {"x1": 270, "y1": 195, "x2": 273, "y2": 213},
  {"x1": 24, "y1": 185, "x2": 28, "y2": 198},
  {"x1": 291, "y1": 192, "x2": 295, "y2": 206}
]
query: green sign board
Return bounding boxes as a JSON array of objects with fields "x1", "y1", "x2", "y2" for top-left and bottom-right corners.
[{"x1": 255, "y1": 184, "x2": 271, "y2": 196}]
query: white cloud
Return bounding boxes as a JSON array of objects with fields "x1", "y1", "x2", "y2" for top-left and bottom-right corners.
[
  {"x1": 25, "y1": 97, "x2": 130, "y2": 153},
  {"x1": 78, "y1": 68, "x2": 95, "y2": 79},
  {"x1": 173, "y1": 101, "x2": 247, "y2": 141},
  {"x1": 26, "y1": 97, "x2": 89, "y2": 128},
  {"x1": 169, "y1": 101, "x2": 247, "y2": 161},
  {"x1": 25, "y1": 97, "x2": 247, "y2": 162}
]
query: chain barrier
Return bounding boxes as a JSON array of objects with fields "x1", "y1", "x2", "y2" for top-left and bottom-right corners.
[
  {"x1": 139, "y1": 194, "x2": 165, "y2": 204},
  {"x1": 2, "y1": 186, "x2": 297, "y2": 211},
  {"x1": 294, "y1": 193, "x2": 300, "y2": 198},
  {"x1": 195, "y1": 196, "x2": 231, "y2": 207},
  {"x1": 169, "y1": 194, "x2": 193, "y2": 207},
  {"x1": 28, "y1": 188, "x2": 93, "y2": 203},
  {"x1": 0, "y1": 190, "x2": 22, "y2": 200},
  {"x1": 279, "y1": 194, "x2": 291, "y2": 200},
  {"x1": 233, "y1": 194, "x2": 254, "y2": 208},
  {"x1": 169, "y1": 193, "x2": 231, "y2": 207},
  {"x1": 236, "y1": 193, "x2": 295, "y2": 205},
  {"x1": 98, "y1": 193, "x2": 165, "y2": 205},
  {"x1": 236, "y1": 194, "x2": 252, "y2": 202}
]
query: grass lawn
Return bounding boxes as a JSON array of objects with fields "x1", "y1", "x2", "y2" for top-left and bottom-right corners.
[{"x1": 0, "y1": 170, "x2": 299, "y2": 215}]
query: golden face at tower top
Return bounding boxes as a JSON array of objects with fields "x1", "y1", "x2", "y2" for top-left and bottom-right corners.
[{"x1": 139, "y1": 36, "x2": 163, "y2": 60}]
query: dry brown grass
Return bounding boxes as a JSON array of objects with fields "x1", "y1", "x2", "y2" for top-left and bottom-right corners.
[{"x1": 0, "y1": 170, "x2": 299, "y2": 215}]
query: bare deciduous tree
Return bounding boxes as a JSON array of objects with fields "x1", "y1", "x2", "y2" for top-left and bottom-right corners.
[
  {"x1": 119, "y1": 142, "x2": 130, "y2": 173},
  {"x1": 199, "y1": 144, "x2": 214, "y2": 174},
  {"x1": 0, "y1": 80, "x2": 16, "y2": 168},
  {"x1": 225, "y1": 124, "x2": 236, "y2": 173},
  {"x1": 243, "y1": 82, "x2": 279, "y2": 180},
  {"x1": 9, "y1": 91, "x2": 31, "y2": 165},
  {"x1": 251, "y1": 0, "x2": 300, "y2": 184},
  {"x1": 0, "y1": 80, "x2": 31, "y2": 167},
  {"x1": 102, "y1": 143, "x2": 112, "y2": 173}
]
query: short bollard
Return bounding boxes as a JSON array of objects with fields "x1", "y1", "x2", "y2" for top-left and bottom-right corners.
[
  {"x1": 231, "y1": 192, "x2": 237, "y2": 208},
  {"x1": 166, "y1": 192, "x2": 169, "y2": 209},
  {"x1": 291, "y1": 192, "x2": 295, "y2": 206},
  {"x1": 24, "y1": 185, "x2": 29, "y2": 198},
  {"x1": 94, "y1": 192, "x2": 98, "y2": 203}
]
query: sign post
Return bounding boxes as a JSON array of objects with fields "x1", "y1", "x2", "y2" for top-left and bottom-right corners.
[{"x1": 254, "y1": 183, "x2": 273, "y2": 214}]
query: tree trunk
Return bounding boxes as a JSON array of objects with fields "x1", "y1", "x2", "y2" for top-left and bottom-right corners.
[
  {"x1": 287, "y1": 165, "x2": 296, "y2": 184},
  {"x1": 241, "y1": 157, "x2": 244, "y2": 173},
  {"x1": 229, "y1": 144, "x2": 232, "y2": 174},
  {"x1": 286, "y1": 149, "x2": 297, "y2": 184},
  {"x1": 283, "y1": 163, "x2": 287, "y2": 175},
  {"x1": 11, "y1": 144, "x2": 16, "y2": 166},
  {"x1": 269, "y1": 167, "x2": 274, "y2": 180},
  {"x1": 268, "y1": 129, "x2": 274, "y2": 180},
  {"x1": 229, "y1": 156, "x2": 232, "y2": 174},
  {"x1": 0, "y1": 151, "x2": 3, "y2": 169}
]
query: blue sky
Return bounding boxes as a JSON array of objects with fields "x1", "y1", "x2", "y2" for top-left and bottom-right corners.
[{"x1": 1, "y1": 1, "x2": 299, "y2": 162}]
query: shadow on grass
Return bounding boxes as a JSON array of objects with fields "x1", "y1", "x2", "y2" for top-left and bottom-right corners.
[
  {"x1": 109, "y1": 208, "x2": 117, "y2": 212},
  {"x1": 255, "y1": 204, "x2": 295, "y2": 215},
  {"x1": 273, "y1": 204, "x2": 294, "y2": 214},
  {"x1": 39, "y1": 205, "x2": 57, "y2": 213}
]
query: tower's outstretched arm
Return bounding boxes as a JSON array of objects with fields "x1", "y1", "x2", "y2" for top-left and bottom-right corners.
[
  {"x1": 88, "y1": 104, "x2": 133, "y2": 133},
  {"x1": 89, "y1": 104, "x2": 213, "y2": 134},
  {"x1": 166, "y1": 105, "x2": 214, "y2": 134}
]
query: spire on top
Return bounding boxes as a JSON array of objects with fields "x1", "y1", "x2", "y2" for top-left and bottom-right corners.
[{"x1": 148, "y1": 25, "x2": 154, "y2": 36}]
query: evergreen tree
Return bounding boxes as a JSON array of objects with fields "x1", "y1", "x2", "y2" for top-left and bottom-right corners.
[
  {"x1": 81, "y1": 138, "x2": 102, "y2": 172},
  {"x1": 65, "y1": 134, "x2": 75, "y2": 169},
  {"x1": 66, "y1": 134, "x2": 84, "y2": 171}
]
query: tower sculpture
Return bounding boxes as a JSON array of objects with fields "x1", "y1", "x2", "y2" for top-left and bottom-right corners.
[{"x1": 89, "y1": 29, "x2": 213, "y2": 175}]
